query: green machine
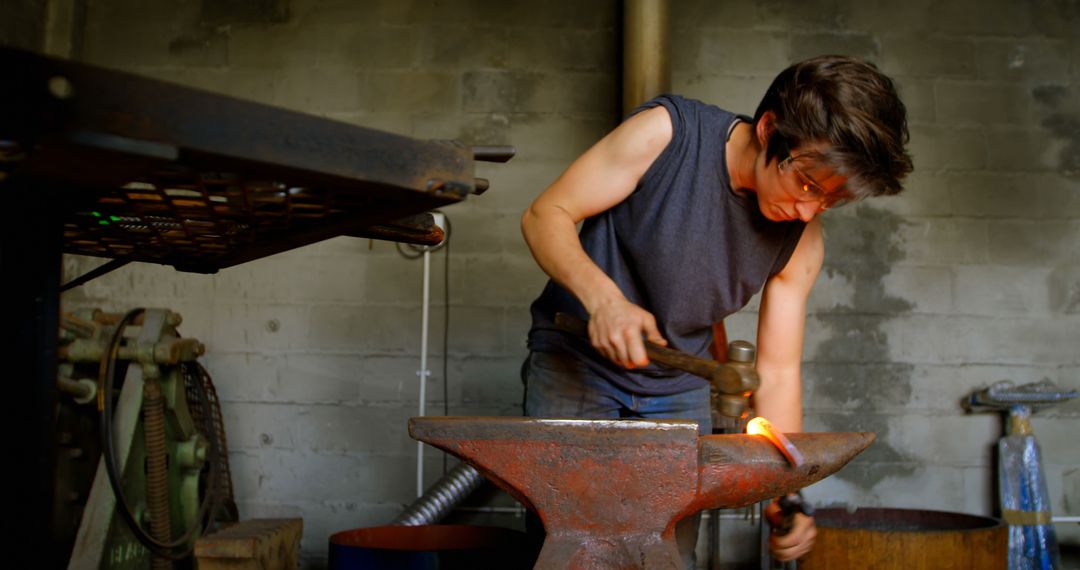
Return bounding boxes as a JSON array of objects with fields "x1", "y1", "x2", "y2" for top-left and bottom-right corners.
[{"x1": 56, "y1": 308, "x2": 236, "y2": 569}]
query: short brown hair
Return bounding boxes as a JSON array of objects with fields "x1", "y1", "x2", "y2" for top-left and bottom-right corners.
[{"x1": 753, "y1": 55, "x2": 913, "y2": 199}]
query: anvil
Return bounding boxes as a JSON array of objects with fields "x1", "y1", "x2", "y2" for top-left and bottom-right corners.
[{"x1": 409, "y1": 416, "x2": 873, "y2": 569}]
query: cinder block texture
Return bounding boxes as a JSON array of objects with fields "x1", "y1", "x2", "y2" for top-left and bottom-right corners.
[
  {"x1": 935, "y1": 81, "x2": 1035, "y2": 126},
  {"x1": 986, "y1": 128, "x2": 1072, "y2": 173},
  {"x1": 49, "y1": 0, "x2": 1080, "y2": 566},
  {"x1": 1, "y1": 0, "x2": 45, "y2": 51},
  {"x1": 697, "y1": 30, "x2": 790, "y2": 76},
  {"x1": 907, "y1": 126, "x2": 986, "y2": 171},
  {"x1": 463, "y1": 70, "x2": 616, "y2": 116},
  {"x1": 952, "y1": 266, "x2": 1053, "y2": 316},
  {"x1": 989, "y1": 221, "x2": 1080, "y2": 266},
  {"x1": 948, "y1": 173, "x2": 1080, "y2": 219},
  {"x1": 868, "y1": 171, "x2": 952, "y2": 218},
  {"x1": 882, "y1": 37, "x2": 977, "y2": 78},
  {"x1": 1049, "y1": 265, "x2": 1080, "y2": 314},
  {"x1": 898, "y1": 218, "x2": 989, "y2": 265},
  {"x1": 975, "y1": 39, "x2": 1072, "y2": 82},
  {"x1": 790, "y1": 32, "x2": 879, "y2": 62},
  {"x1": 846, "y1": 0, "x2": 939, "y2": 35}
]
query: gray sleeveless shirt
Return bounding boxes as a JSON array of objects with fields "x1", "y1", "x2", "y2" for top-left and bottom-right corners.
[{"x1": 527, "y1": 95, "x2": 806, "y2": 395}]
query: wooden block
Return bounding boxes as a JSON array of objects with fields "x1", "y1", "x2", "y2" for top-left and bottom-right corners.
[{"x1": 195, "y1": 518, "x2": 303, "y2": 570}]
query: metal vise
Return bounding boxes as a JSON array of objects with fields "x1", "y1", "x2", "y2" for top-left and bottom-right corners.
[{"x1": 410, "y1": 416, "x2": 874, "y2": 569}]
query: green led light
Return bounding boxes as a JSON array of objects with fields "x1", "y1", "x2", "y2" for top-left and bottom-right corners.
[
  {"x1": 109, "y1": 215, "x2": 121, "y2": 222},
  {"x1": 91, "y1": 211, "x2": 102, "y2": 217},
  {"x1": 98, "y1": 220, "x2": 110, "y2": 226}
]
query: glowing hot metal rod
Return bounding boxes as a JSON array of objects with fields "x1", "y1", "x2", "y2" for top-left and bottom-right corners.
[{"x1": 746, "y1": 416, "x2": 805, "y2": 468}]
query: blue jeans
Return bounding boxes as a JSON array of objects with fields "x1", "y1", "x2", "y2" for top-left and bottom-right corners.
[
  {"x1": 522, "y1": 350, "x2": 712, "y2": 435},
  {"x1": 521, "y1": 350, "x2": 710, "y2": 569}
]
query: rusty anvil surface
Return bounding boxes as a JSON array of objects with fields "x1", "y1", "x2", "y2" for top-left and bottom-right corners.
[{"x1": 410, "y1": 416, "x2": 874, "y2": 570}]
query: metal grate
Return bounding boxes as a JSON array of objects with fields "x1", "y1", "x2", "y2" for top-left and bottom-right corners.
[
  {"x1": 58, "y1": 164, "x2": 452, "y2": 272},
  {"x1": 63, "y1": 169, "x2": 355, "y2": 262}
]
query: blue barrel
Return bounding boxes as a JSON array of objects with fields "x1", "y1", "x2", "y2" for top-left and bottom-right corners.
[{"x1": 329, "y1": 524, "x2": 529, "y2": 570}]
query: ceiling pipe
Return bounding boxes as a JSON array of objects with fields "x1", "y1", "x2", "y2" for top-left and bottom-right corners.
[{"x1": 622, "y1": 0, "x2": 671, "y2": 115}]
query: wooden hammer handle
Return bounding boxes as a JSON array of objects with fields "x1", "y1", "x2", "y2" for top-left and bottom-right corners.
[{"x1": 553, "y1": 312, "x2": 720, "y2": 381}]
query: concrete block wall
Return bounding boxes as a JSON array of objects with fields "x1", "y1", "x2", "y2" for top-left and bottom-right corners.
[
  {"x1": 4, "y1": 0, "x2": 1076, "y2": 566},
  {"x1": 1, "y1": 0, "x2": 45, "y2": 52}
]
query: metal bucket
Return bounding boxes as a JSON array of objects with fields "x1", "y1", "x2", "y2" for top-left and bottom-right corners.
[
  {"x1": 328, "y1": 524, "x2": 530, "y2": 570},
  {"x1": 799, "y1": 507, "x2": 1007, "y2": 569}
]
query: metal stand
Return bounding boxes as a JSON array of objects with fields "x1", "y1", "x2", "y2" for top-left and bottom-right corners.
[{"x1": 965, "y1": 380, "x2": 1078, "y2": 569}]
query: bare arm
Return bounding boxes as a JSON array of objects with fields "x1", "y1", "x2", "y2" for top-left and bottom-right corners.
[
  {"x1": 521, "y1": 105, "x2": 673, "y2": 368},
  {"x1": 754, "y1": 218, "x2": 824, "y2": 433},
  {"x1": 755, "y1": 219, "x2": 824, "y2": 562}
]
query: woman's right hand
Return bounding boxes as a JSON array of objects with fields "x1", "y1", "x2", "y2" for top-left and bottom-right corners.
[{"x1": 587, "y1": 299, "x2": 667, "y2": 369}]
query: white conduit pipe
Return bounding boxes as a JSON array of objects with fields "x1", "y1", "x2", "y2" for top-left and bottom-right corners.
[{"x1": 416, "y1": 246, "x2": 432, "y2": 498}]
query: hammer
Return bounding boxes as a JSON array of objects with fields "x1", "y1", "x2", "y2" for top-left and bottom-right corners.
[{"x1": 553, "y1": 312, "x2": 760, "y2": 419}]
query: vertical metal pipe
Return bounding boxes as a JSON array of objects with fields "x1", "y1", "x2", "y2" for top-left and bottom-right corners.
[
  {"x1": 417, "y1": 247, "x2": 432, "y2": 497},
  {"x1": 44, "y1": 0, "x2": 78, "y2": 57},
  {"x1": 622, "y1": 0, "x2": 670, "y2": 115}
]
